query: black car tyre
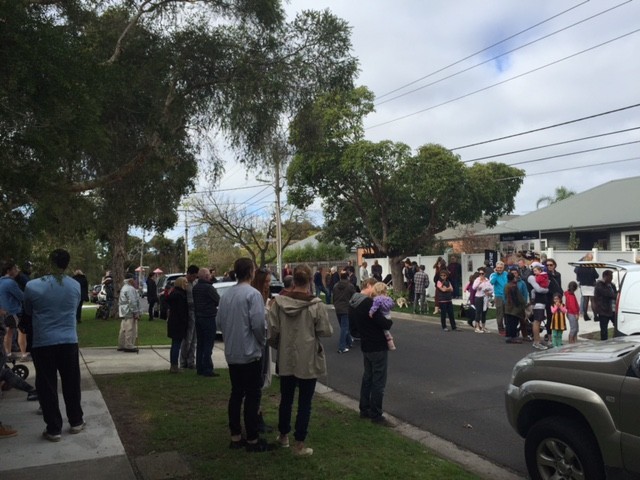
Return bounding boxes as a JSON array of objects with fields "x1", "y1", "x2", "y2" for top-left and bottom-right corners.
[{"x1": 525, "y1": 416, "x2": 604, "y2": 480}]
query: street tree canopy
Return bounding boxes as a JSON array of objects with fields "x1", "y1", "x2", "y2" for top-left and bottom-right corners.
[
  {"x1": 1, "y1": 1, "x2": 358, "y2": 278},
  {"x1": 287, "y1": 87, "x2": 525, "y2": 288}
]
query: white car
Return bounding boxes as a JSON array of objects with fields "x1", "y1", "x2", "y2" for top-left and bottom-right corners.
[{"x1": 569, "y1": 260, "x2": 640, "y2": 335}]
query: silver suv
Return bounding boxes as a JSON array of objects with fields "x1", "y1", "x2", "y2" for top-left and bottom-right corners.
[{"x1": 506, "y1": 336, "x2": 640, "y2": 479}]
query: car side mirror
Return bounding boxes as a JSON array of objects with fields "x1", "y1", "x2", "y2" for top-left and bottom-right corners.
[{"x1": 632, "y1": 353, "x2": 640, "y2": 378}]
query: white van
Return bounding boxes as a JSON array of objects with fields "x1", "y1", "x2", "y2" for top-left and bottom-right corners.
[{"x1": 569, "y1": 261, "x2": 640, "y2": 335}]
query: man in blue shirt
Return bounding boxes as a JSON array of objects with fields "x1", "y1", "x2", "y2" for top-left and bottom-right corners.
[{"x1": 24, "y1": 249, "x2": 84, "y2": 442}]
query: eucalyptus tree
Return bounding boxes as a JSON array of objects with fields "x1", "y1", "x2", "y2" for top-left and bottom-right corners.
[
  {"x1": 1, "y1": 1, "x2": 358, "y2": 288},
  {"x1": 287, "y1": 87, "x2": 526, "y2": 290}
]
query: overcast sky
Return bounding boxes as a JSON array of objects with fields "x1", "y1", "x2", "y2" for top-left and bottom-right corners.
[{"x1": 181, "y1": 0, "x2": 640, "y2": 240}]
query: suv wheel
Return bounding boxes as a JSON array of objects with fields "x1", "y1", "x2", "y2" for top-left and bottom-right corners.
[{"x1": 525, "y1": 416, "x2": 604, "y2": 480}]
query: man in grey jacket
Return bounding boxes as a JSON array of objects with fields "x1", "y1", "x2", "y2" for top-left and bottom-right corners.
[{"x1": 217, "y1": 258, "x2": 271, "y2": 453}]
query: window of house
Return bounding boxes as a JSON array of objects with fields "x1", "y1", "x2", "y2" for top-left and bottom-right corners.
[{"x1": 622, "y1": 231, "x2": 640, "y2": 251}]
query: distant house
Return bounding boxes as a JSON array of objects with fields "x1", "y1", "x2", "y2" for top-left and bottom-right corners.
[
  {"x1": 478, "y1": 176, "x2": 640, "y2": 252},
  {"x1": 435, "y1": 215, "x2": 518, "y2": 254}
]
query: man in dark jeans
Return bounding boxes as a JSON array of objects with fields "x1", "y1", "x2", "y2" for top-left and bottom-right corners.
[
  {"x1": 217, "y1": 258, "x2": 272, "y2": 452},
  {"x1": 350, "y1": 278, "x2": 393, "y2": 426}
]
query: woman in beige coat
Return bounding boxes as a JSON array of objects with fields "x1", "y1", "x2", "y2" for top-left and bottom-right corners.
[{"x1": 268, "y1": 264, "x2": 333, "y2": 457}]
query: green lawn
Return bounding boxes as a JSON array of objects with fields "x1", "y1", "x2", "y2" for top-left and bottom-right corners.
[
  {"x1": 78, "y1": 304, "x2": 169, "y2": 348},
  {"x1": 96, "y1": 371, "x2": 479, "y2": 480}
]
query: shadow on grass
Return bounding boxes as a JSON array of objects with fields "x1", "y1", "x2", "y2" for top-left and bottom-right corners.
[{"x1": 96, "y1": 371, "x2": 479, "y2": 480}]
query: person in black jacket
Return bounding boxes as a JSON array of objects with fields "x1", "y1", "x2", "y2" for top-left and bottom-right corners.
[
  {"x1": 193, "y1": 268, "x2": 220, "y2": 377},
  {"x1": 593, "y1": 270, "x2": 617, "y2": 340},
  {"x1": 349, "y1": 278, "x2": 393, "y2": 425},
  {"x1": 72, "y1": 269, "x2": 89, "y2": 323},
  {"x1": 574, "y1": 253, "x2": 599, "y2": 320},
  {"x1": 332, "y1": 270, "x2": 356, "y2": 353},
  {"x1": 167, "y1": 277, "x2": 189, "y2": 373},
  {"x1": 146, "y1": 272, "x2": 159, "y2": 320},
  {"x1": 544, "y1": 259, "x2": 563, "y2": 336}
]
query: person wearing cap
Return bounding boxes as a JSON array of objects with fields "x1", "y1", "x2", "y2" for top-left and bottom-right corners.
[{"x1": 117, "y1": 273, "x2": 142, "y2": 353}]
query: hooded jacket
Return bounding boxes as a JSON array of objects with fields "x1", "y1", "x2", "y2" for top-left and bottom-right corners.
[{"x1": 268, "y1": 292, "x2": 333, "y2": 379}]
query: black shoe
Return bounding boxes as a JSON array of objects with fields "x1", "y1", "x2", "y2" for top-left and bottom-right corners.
[
  {"x1": 122, "y1": 348, "x2": 139, "y2": 353},
  {"x1": 359, "y1": 410, "x2": 371, "y2": 419},
  {"x1": 371, "y1": 416, "x2": 395, "y2": 427},
  {"x1": 584, "y1": 315, "x2": 591, "y2": 321},
  {"x1": 229, "y1": 438, "x2": 246, "y2": 450},
  {"x1": 245, "y1": 438, "x2": 276, "y2": 453},
  {"x1": 202, "y1": 372, "x2": 220, "y2": 378},
  {"x1": 27, "y1": 390, "x2": 38, "y2": 401}
]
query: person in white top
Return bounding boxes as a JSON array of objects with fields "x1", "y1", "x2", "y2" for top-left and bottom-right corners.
[{"x1": 472, "y1": 267, "x2": 493, "y2": 333}]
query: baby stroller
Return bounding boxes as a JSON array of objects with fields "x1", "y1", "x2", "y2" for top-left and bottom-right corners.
[
  {"x1": 95, "y1": 299, "x2": 110, "y2": 320},
  {"x1": 459, "y1": 302, "x2": 476, "y2": 327},
  {"x1": 6, "y1": 356, "x2": 29, "y2": 380}
]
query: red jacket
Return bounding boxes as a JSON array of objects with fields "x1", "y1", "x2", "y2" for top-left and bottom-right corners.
[{"x1": 564, "y1": 290, "x2": 580, "y2": 315}]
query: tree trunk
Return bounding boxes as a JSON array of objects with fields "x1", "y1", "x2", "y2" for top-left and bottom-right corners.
[
  {"x1": 390, "y1": 255, "x2": 405, "y2": 295},
  {"x1": 109, "y1": 224, "x2": 128, "y2": 318}
]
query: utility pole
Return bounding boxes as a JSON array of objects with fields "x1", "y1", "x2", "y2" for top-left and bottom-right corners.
[
  {"x1": 274, "y1": 155, "x2": 283, "y2": 281},
  {"x1": 139, "y1": 230, "x2": 145, "y2": 295},
  {"x1": 184, "y1": 207, "x2": 189, "y2": 272}
]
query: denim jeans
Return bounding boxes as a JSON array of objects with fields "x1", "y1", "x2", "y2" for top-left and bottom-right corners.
[
  {"x1": 228, "y1": 360, "x2": 262, "y2": 441},
  {"x1": 170, "y1": 338, "x2": 182, "y2": 366},
  {"x1": 32, "y1": 343, "x2": 84, "y2": 435},
  {"x1": 338, "y1": 314, "x2": 352, "y2": 351},
  {"x1": 359, "y1": 350, "x2": 388, "y2": 419},
  {"x1": 195, "y1": 319, "x2": 215, "y2": 375},
  {"x1": 278, "y1": 375, "x2": 317, "y2": 442},
  {"x1": 413, "y1": 292, "x2": 426, "y2": 313}
]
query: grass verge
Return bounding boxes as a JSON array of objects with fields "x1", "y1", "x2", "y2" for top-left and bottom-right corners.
[
  {"x1": 96, "y1": 371, "x2": 479, "y2": 480},
  {"x1": 78, "y1": 304, "x2": 169, "y2": 348}
]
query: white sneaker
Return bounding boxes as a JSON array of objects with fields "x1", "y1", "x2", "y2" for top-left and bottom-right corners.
[
  {"x1": 474, "y1": 328, "x2": 484, "y2": 333},
  {"x1": 533, "y1": 343, "x2": 548, "y2": 350}
]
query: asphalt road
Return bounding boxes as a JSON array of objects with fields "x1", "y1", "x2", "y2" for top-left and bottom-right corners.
[{"x1": 322, "y1": 309, "x2": 531, "y2": 476}]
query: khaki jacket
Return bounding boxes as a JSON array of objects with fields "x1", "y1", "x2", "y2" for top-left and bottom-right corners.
[{"x1": 268, "y1": 293, "x2": 333, "y2": 379}]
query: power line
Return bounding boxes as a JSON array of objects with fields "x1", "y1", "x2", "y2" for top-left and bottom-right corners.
[
  {"x1": 376, "y1": 1, "x2": 632, "y2": 107},
  {"x1": 451, "y1": 102, "x2": 640, "y2": 151},
  {"x1": 462, "y1": 126, "x2": 640, "y2": 163},
  {"x1": 375, "y1": 1, "x2": 589, "y2": 100},
  {"x1": 366, "y1": 28, "x2": 640, "y2": 131},
  {"x1": 504, "y1": 140, "x2": 640, "y2": 167},
  {"x1": 495, "y1": 155, "x2": 640, "y2": 181}
]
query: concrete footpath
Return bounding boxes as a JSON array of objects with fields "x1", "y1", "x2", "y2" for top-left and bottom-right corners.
[{"x1": 0, "y1": 309, "x2": 601, "y2": 480}]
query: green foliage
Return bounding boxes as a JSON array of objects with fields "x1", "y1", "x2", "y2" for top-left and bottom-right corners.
[
  {"x1": 567, "y1": 228, "x2": 580, "y2": 251},
  {"x1": 288, "y1": 88, "x2": 524, "y2": 261},
  {"x1": 283, "y1": 242, "x2": 348, "y2": 263}
]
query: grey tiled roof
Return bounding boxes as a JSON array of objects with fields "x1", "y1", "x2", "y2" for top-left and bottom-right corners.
[{"x1": 478, "y1": 176, "x2": 640, "y2": 235}]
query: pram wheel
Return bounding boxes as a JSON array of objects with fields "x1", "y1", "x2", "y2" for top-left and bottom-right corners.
[{"x1": 12, "y1": 364, "x2": 29, "y2": 380}]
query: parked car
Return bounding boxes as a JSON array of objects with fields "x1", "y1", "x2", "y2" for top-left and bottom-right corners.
[
  {"x1": 505, "y1": 260, "x2": 640, "y2": 479},
  {"x1": 269, "y1": 276, "x2": 284, "y2": 296}
]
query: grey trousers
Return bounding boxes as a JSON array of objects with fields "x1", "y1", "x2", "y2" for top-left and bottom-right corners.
[{"x1": 180, "y1": 314, "x2": 197, "y2": 368}]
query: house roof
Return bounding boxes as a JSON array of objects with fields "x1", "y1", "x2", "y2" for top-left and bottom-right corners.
[
  {"x1": 283, "y1": 232, "x2": 320, "y2": 251},
  {"x1": 478, "y1": 176, "x2": 640, "y2": 235},
  {"x1": 436, "y1": 215, "x2": 518, "y2": 241}
]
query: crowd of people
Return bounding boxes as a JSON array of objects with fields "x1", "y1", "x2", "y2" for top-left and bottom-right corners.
[{"x1": 1, "y1": 248, "x2": 620, "y2": 449}]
